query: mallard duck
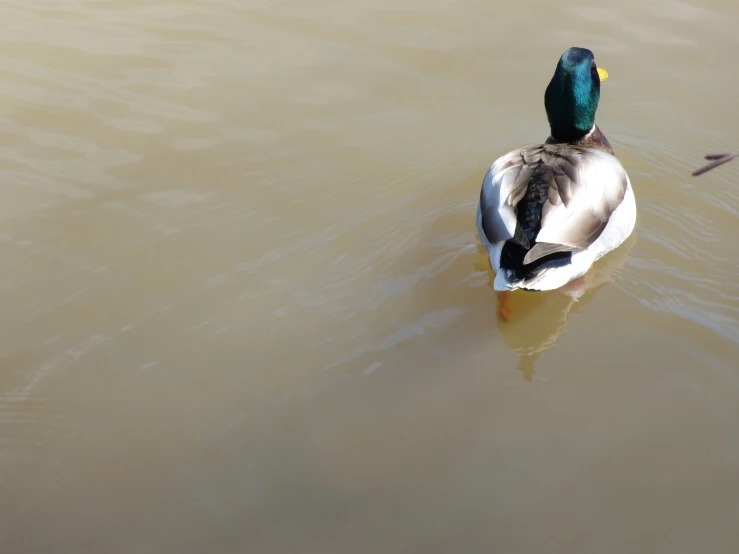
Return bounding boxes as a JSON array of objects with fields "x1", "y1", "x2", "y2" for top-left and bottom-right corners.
[{"x1": 477, "y1": 47, "x2": 636, "y2": 298}]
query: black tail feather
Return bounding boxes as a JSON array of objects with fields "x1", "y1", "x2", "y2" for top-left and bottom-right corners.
[{"x1": 500, "y1": 241, "x2": 572, "y2": 282}]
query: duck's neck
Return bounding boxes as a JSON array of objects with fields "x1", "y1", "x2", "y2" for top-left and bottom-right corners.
[{"x1": 546, "y1": 125, "x2": 614, "y2": 155}]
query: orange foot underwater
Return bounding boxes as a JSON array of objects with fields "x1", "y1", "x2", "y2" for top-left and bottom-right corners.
[{"x1": 496, "y1": 290, "x2": 511, "y2": 323}]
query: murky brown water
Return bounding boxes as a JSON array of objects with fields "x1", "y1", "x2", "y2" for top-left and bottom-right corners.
[{"x1": 2, "y1": 0, "x2": 739, "y2": 552}]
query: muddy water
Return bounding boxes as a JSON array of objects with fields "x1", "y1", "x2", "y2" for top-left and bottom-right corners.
[{"x1": 1, "y1": 0, "x2": 739, "y2": 552}]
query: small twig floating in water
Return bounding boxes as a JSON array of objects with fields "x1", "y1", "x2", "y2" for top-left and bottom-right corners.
[{"x1": 692, "y1": 153, "x2": 739, "y2": 176}]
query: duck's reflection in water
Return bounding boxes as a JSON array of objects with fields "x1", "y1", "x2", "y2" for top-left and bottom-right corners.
[{"x1": 479, "y1": 233, "x2": 636, "y2": 381}]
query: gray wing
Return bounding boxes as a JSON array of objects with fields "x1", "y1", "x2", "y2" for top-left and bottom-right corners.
[
  {"x1": 479, "y1": 143, "x2": 628, "y2": 264},
  {"x1": 478, "y1": 148, "x2": 535, "y2": 248}
]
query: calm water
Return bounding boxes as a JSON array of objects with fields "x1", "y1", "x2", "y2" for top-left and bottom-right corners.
[{"x1": 2, "y1": 1, "x2": 739, "y2": 552}]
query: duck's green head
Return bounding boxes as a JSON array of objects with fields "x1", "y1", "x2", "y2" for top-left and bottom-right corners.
[{"x1": 544, "y1": 47, "x2": 607, "y2": 142}]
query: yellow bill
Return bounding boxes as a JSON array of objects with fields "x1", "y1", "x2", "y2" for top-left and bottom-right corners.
[{"x1": 597, "y1": 67, "x2": 608, "y2": 81}]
